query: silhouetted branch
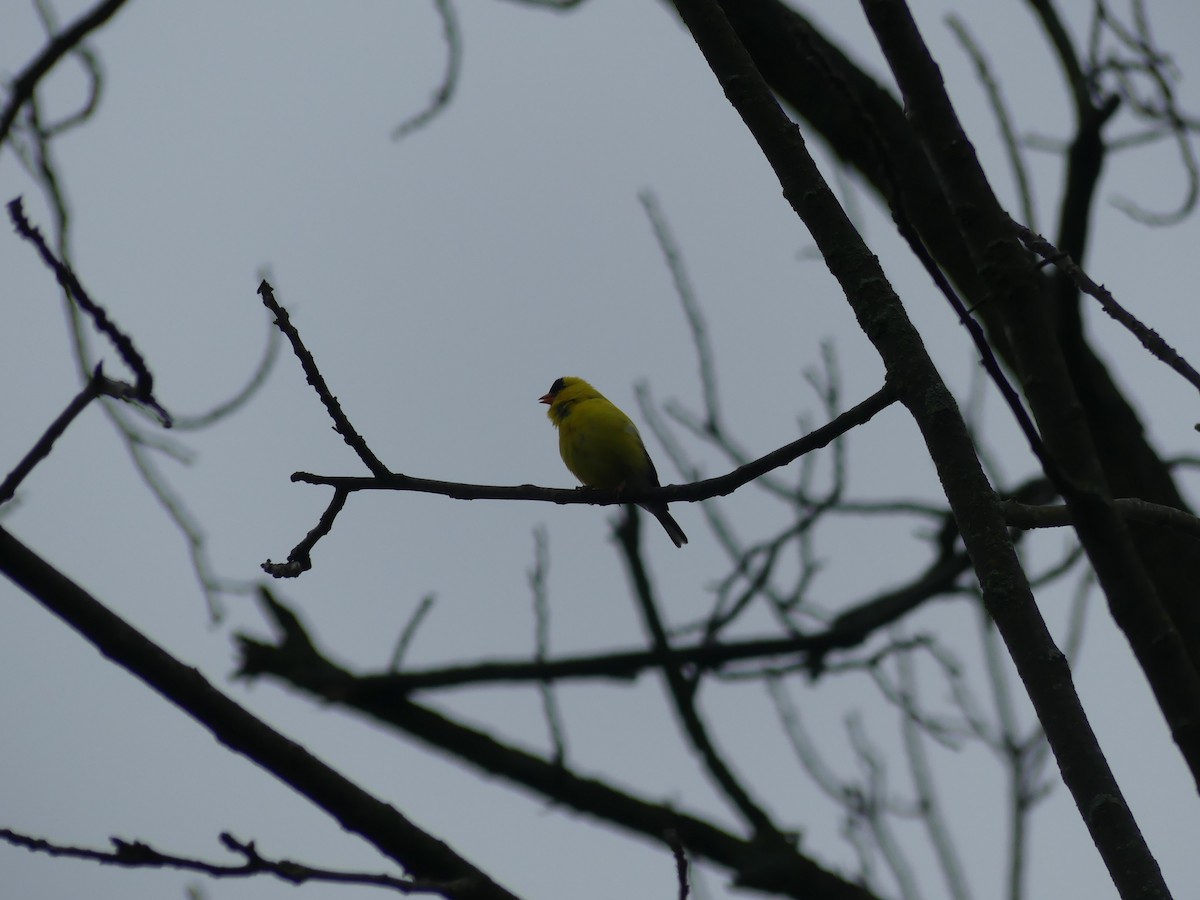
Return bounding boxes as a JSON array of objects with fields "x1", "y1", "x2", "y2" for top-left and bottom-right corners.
[
  {"x1": 895, "y1": 647, "x2": 971, "y2": 900},
  {"x1": 1091, "y1": 0, "x2": 1199, "y2": 225},
  {"x1": 0, "y1": 528, "x2": 520, "y2": 900},
  {"x1": 12, "y1": 138, "x2": 270, "y2": 617},
  {"x1": 527, "y1": 526, "x2": 567, "y2": 764},
  {"x1": 0, "y1": 828, "x2": 435, "y2": 894},
  {"x1": 26, "y1": 0, "x2": 105, "y2": 137},
  {"x1": 292, "y1": 389, "x2": 894, "y2": 505},
  {"x1": 1001, "y1": 496, "x2": 1200, "y2": 537},
  {"x1": 8, "y1": 197, "x2": 170, "y2": 424},
  {"x1": 391, "y1": 0, "x2": 461, "y2": 141},
  {"x1": 639, "y1": 189, "x2": 719, "y2": 434},
  {"x1": 391, "y1": 594, "x2": 438, "y2": 670},
  {"x1": 1012, "y1": 219, "x2": 1200, "y2": 394},
  {"x1": 617, "y1": 507, "x2": 779, "y2": 835},
  {"x1": 262, "y1": 488, "x2": 348, "y2": 578},
  {"x1": 266, "y1": 383, "x2": 895, "y2": 576},
  {"x1": 864, "y1": 0, "x2": 1200, "y2": 808},
  {"x1": 172, "y1": 316, "x2": 281, "y2": 430},
  {"x1": 235, "y1": 591, "x2": 878, "y2": 900},
  {"x1": 258, "y1": 280, "x2": 390, "y2": 477},
  {"x1": 670, "y1": 0, "x2": 1172, "y2": 896},
  {"x1": 946, "y1": 14, "x2": 1036, "y2": 229},
  {"x1": 0, "y1": 0, "x2": 128, "y2": 146},
  {"x1": 0, "y1": 366, "x2": 101, "y2": 505},
  {"x1": 666, "y1": 829, "x2": 691, "y2": 900}
]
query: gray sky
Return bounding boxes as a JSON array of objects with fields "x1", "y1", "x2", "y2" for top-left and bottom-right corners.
[{"x1": 3, "y1": 1, "x2": 1200, "y2": 898}]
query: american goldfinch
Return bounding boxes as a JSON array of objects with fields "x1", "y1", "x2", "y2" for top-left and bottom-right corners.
[{"x1": 539, "y1": 376, "x2": 688, "y2": 548}]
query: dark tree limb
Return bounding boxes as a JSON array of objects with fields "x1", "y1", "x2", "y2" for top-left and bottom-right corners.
[
  {"x1": 235, "y1": 590, "x2": 878, "y2": 900},
  {"x1": 860, "y1": 0, "x2": 1200, "y2": 795},
  {"x1": 665, "y1": 1, "x2": 1171, "y2": 897},
  {"x1": 713, "y1": 0, "x2": 1200, "y2": 663},
  {"x1": 0, "y1": 527, "x2": 521, "y2": 900}
]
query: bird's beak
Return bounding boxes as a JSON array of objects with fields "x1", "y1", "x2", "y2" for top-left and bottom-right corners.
[{"x1": 538, "y1": 393, "x2": 554, "y2": 405}]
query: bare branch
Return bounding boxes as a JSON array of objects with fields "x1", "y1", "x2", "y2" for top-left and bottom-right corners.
[
  {"x1": 262, "y1": 488, "x2": 348, "y2": 578},
  {"x1": 258, "y1": 281, "x2": 390, "y2": 477},
  {"x1": 528, "y1": 526, "x2": 568, "y2": 764},
  {"x1": 670, "y1": 0, "x2": 1172, "y2": 895},
  {"x1": 0, "y1": 367, "x2": 101, "y2": 505},
  {"x1": 291, "y1": 385, "x2": 895, "y2": 507},
  {"x1": 392, "y1": 0, "x2": 462, "y2": 141},
  {"x1": 236, "y1": 591, "x2": 878, "y2": 900},
  {"x1": 0, "y1": 828, "x2": 439, "y2": 894},
  {"x1": 1001, "y1": 496, "x2": 1200, "y2": 537},
  {"x1": 8, "y1": 197, "x2": 170, "y2": 425},
  {"x1": 639, "y1": 189, "x2": 720, "y2": 434},
  {"x1": 0, "y1": 0, "x2": 128, "y2": 146},
  {"x1": 896, "y1": 646, "x2": 973, "y2": 900},
  {"x1": 171, "y1": 316, "x2": 282, "y2": 430},
  {"x1": 0, "y1": 529, "x2": 521, "y2": 900},
  {"x1": 946, "y1": 15, "x2": 1037, "y2": 229},
  {"x1": 616, "y1": 506, "x2": 779, "y2": 834},
  {"x1": 390, "y1": 594, "x2": 438, "y2": 670},
  {"x1": 1012, "y1": 219, "x2": 1200, "y2": 394}
]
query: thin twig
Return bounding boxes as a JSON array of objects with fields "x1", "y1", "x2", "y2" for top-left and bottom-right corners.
[
  {"x1": 896, "y1": 645, "x2": 973, "y2": 900},
  {"x1": 0, "y1": 828, "x2": 433, "y2": 894},
  {"x1": 9, "y1": 197, "x2": 169, "y2": 423},
  {"x1": 528, "y1": 526, "x2": 568, "y2": 764},
  {"x1": 0, "y1": 368, "x2": 101, "y2": 504},
  {"x1": 946, "y1": 15, "x2": 1037, "y2": 229},
  {"x1": 0, "y1": 0, "x2": 128, "y2": 145},
  {"x1": 392, "y1": 0, "x2": 462, "y2": 141},
  {"x1": 258, "y1": 281, "x2": 389, "y2": 477},
  {"x1": 262, "y1": 489, "x2": 349, "y2": 577},
  {"x1": 390, "y1": 594, "x2": 437, "y2": 671},
  {"x1": 1012, "y1": 219, "x2": 1200, "y2": 393},
  {"x1": 616, "y1": 507, "x2": 779, "y2": 835}
]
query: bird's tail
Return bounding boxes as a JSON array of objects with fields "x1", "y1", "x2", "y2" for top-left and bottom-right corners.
[{"x1": 642, "y1": 503, "x2": 688, "y2": 548}]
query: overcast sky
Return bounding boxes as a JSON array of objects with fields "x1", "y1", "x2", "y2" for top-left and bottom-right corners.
[{"x1": 3, "y1": 2, "x2": 1200, "y2": 899}]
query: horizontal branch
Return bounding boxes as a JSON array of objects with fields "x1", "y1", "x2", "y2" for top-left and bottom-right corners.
[
  {"x1": 0, "y1": 829, "x2": 431, "y2": 894},
  {"x1": 291, "y1": 383, "x2": 897, "y2": 507},
  {"x1": 1001, "y1": 498, "x2": 1200, "y2": 538},
  {"x1": 236, "y1": 591, "x2": 877, "y2": 900},
  {"x1": 345, "y1": 550, "x2": 970, "y2": 696}
]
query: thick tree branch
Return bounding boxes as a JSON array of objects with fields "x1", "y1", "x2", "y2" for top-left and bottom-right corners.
[
  {"x1": 860, "y1": 0, "x2": 1200, "y2": 797},
  {"x1": 718, "y1": 0, "x2": 1200, "y2": 663},
  {"x1": 0, "y1": 527, "x2": 521, "y2": 900},
  {"x1": 666, "y1": 1, "x2": 1171, "y2": 896}
]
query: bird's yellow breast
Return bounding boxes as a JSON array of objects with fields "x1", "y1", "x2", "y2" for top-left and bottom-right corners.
[{"x1": 554, "y1": 395, "x2": 654, "y2": 490}]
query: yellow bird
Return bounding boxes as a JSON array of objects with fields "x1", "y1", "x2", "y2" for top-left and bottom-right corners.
[{"x1": 539, "y1": 376, "x2": 688, "y2": 547}]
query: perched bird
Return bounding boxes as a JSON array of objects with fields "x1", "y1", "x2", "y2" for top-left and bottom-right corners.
[{"x1": 539, "y1": 376, "x2": 688, "y2": 547}]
